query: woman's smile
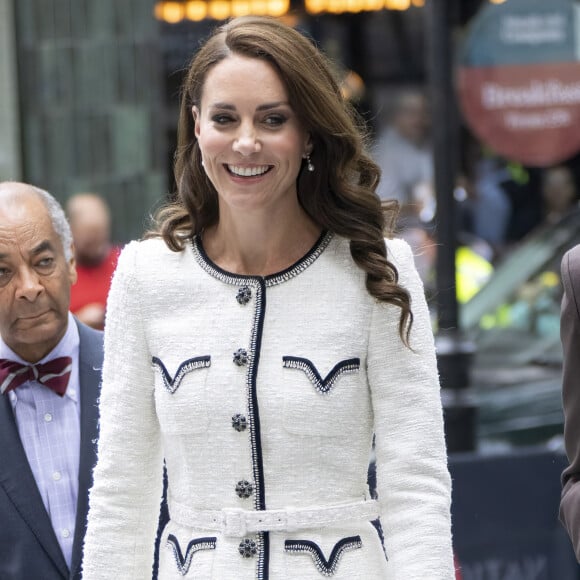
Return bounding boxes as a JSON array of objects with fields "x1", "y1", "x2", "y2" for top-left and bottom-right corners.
[{"x1": 226, "y1": 164, "x2": 273, "y2": 178}]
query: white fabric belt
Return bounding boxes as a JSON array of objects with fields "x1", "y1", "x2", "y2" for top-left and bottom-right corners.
[{"x1": 169, "y1": 498, "x2": 381, "y2": 537}]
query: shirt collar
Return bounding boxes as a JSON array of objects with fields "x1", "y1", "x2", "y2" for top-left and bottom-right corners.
[{"x1": 0, "y1": 312, "x2": 80, "y2": 402}]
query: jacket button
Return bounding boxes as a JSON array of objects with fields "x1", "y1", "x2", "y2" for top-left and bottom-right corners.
[
  {"x1": 232, "y1": 414, "x2": 247, "y2": 432},
  {"x1": 236, "y1": 479, "x2": 254, "y2": 499},
  {"x1": 238, "y1": 538, "x2": 258, "y2": 558},
  {"x1": 236, "y1": 286, "x2": 252, "y2": 305},
  {"x1": 233, "y1": 348, "x2": 249, "y2": 366}
]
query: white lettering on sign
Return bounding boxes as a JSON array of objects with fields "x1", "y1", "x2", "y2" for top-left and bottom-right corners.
[
  {"x1": 500, "y1": 13, "x2": 566, "y2": 45},
  {"x1": 461, "y1": 555, "x2": 548, "y2": 580},
  {"x1": 504, "y1": 109, "x2": 571, "y2": 130},
  {"x1": 482, "y1": 80, "x2": 580, "y2": 109}
]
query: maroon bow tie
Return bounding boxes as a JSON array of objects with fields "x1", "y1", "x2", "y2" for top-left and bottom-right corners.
[{"x1": 0, "y1": 356, "x2": 72, "y2": 397}]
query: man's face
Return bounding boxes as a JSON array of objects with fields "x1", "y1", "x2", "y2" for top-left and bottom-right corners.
[
  {"x1": 543, "y1": 167, "x2": 576, "y2": 213},
  {"x1": 394, "y1": 94, "x2": 430, "y2": 146},
  {"x1": 0, "y1": 194, "x2": 77, "y2": 362},
  {"x1": 71, "y1": 214, "x2": 110, "y2": 267}
]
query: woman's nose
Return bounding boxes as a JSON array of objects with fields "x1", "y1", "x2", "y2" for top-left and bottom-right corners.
[{"x1": 232, "y1": 123, "x2": 261, "y2": 156}]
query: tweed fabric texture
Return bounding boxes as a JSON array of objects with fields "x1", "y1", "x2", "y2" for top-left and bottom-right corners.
[{"x1": 82, "y1": 233, "x2": 454, "y2": 579}]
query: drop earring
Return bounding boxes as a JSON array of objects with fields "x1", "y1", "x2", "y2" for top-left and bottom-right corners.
[{"x1": 305, "y1": 153, "x2": 314, "y2": 173}]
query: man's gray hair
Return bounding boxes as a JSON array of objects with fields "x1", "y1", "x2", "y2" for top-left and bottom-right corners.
[{"x1": 31, "y1": 186, "x2": 74, "y2": 262}]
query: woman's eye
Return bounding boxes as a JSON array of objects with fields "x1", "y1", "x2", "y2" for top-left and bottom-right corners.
[
  {"x1": 264, "y1": 115, "x2": 287, "y2": 127},
  {"x1": 212, "y1": 114, "x2": 235, "y2": 125}
]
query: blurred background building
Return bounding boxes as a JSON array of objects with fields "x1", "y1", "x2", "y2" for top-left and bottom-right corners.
[
  {"x1": 0, "y1": 0, "x2": 166, "y2": 242},
  {"x1": 0, "y1": 0, "x2": 503, "y2": 243},
  {"x1": 5, "y1": 0, "x2": 575, "y2": 245}
]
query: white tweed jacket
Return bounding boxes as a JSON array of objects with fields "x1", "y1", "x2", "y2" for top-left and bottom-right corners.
[{"x1": 82, "y1": 232, "x2": 454, "y2": 580}]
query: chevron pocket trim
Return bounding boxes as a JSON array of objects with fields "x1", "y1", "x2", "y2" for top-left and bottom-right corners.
[
  {"x1": 284, "y1": 536, "x2": 362, "y2": 576},
  {"x1": 152, "y1": 356, "x2": 211, "y2": 394},
  {"x1": 166, "y1": 534, "x2": 217, "y2": 576},
  {"x1": 282, "y1": 356, "x2": 360, "y2": 394}
]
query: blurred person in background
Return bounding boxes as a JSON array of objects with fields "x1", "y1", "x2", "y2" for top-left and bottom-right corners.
[
  {"x1": 373, "y1": 89, "x2": 438, "y2": 297},
  {"x1": 66, "y1": 193, "x2": 120, "y2": 330},
  {"x1": 459, "y1": 139, "x2": 512, "y2": 259},
  {"x1": 497, "y1": 165, "x2": 578, "y2": 258},
  {"x1": 540, "y1": 165, "x2": 578, "y2": 226},
  {"x1": 0, "y1": 182, "x2": 103, "y2": 580},
  {"x1": 82, "y1": 15, "x2": 454, "y2": 580},
  {"x1": 373, "y1": 88, "x2": 435, "y2": 228}
]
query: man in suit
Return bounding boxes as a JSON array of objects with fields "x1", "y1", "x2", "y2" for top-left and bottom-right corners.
[
  {"x1": 560, "y1": 243, "x2": 580, "y2": 561},
  {"x1": 0, "y1": 182, "x2": 103, "y2": 579}
]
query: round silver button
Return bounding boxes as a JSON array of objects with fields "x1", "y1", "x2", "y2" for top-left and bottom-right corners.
[
  {"x1": 235, "y1": 480, "x2": 254, "y2": 499},
  {"x1": 233, "y1": 349, "x2": 249, "y2": 366},
  {"x1": 236, "y1": 286, "x2": 252, "y2": 305},
  {"x1": 232, "y1": 414, "x2": 247, "y2": 432},
  {"x1": 238, "y1": 538, "x2": 257, "y2": 558}
]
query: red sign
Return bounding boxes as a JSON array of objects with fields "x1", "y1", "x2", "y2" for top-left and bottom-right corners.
[
  {"x1": 457, "y1": 0, "x2": 580, "y2": 167},
  {"x1": 458, "y1": 62, "x2": 580, "y2": 166}
]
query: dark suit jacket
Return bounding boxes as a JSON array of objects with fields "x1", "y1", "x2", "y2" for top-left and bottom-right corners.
[
  {"x1": 560, "y1": 244, "x2": 580, "y2": 561},
  {"x1": 0, "y1": 319, "x2": 103, "y2": 580}
]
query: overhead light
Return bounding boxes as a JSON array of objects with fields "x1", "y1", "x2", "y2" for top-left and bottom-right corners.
[
  {"x1": 154, "y1": 0, "x2": 290, "y2": 21},
  {"x1": 155, "y1": 1, "x2": 186, "y2": 22},
  {"x1": 385, "y1": 0, "x2": 411, "y2": 9},
  {"x1": 305, "y1": 0, "x2": 421, "y2": 15},
  {"x1": 185, "y1": 1, "x2": 208, "y2": 19}
]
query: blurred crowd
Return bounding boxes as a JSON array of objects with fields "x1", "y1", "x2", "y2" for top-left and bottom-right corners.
[{"x1": 370, "y1": 87, "x2": 580, "y2": 303}]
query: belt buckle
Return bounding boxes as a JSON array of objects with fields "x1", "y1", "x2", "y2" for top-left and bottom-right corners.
[{"x1": 222, "y1": 508, "x2": 247, "y2": 537}]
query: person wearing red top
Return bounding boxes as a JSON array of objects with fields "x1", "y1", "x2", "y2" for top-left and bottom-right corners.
[{"x1": 66, "y1": 193, "x2": 120, "y2": 330}]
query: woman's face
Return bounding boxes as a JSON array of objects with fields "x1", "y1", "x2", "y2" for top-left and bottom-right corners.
[{"x1": 193, "y1": 54, "x2": 311, "y2": 215}]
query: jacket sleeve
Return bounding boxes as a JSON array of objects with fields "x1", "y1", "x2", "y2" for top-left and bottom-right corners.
[
  {"x1": 82, "y1": 241, "x2": 164, "y2": 578},
  {"x1": 367, "y1": 238, "x2": 455, "y2": 578},
  {"x1": 559, "y1": 245, "x2": 580, "y2": 561}
]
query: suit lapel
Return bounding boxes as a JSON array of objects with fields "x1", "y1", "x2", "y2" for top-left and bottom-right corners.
[
  {"x1": 70, "y1": 321, "x2": 103, "y2": 579},
  {"x1": 0, "y1": 395, "x2": 69, "y2": 577}
]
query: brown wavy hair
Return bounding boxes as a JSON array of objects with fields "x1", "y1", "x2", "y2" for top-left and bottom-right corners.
[{"x1": 151, "y1": 15, "x2": 412, "y2": 343}]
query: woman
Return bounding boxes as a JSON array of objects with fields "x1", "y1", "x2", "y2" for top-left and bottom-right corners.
[{"x1": 82, "y1": 15, "x2": 454, "y2": 579}]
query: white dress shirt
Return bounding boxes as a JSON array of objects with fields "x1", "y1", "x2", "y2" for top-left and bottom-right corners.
[{"x1": 1, "y1": 312, "x2": 81, "y2": 569}]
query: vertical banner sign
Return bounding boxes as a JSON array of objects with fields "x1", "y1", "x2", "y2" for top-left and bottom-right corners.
[{"x1": 457, "y1": 0, "x2": 580, "y2": 167}]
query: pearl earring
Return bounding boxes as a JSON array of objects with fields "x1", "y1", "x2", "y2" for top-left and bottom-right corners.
[{"x1": 305, "y1": 153, "x2": 314, "y2": 173}]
